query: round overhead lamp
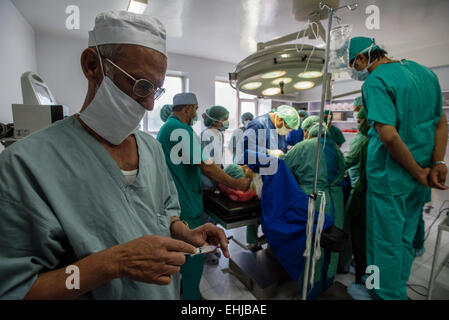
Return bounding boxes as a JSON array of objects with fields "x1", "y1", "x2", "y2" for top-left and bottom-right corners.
[
  {"x1": 298, "y1": 71, "x2": 323, "y2": 78},
  {"x1": 229, "y1": 44, "x2": 325, "y2": 98},
  {"x1": 271, "y1": 77, "x2": 293, "y2": 85},
  {"x1": 294, "y1": 81, "x2": 315, "y2": 90},
  {"x1": 261, "y1": 70, "x2": 286, "y2": 79},
  {"x1": 262, "y1": 88, "x2": 281, "y2": 96},
  {"x1": 241, "y1": 82, "x2": 262, "y2": 90}
]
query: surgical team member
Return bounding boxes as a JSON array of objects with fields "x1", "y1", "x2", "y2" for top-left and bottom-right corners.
[
  {"x1": 286, "y1": 110, "x2": 309, "y2": 147},
  {"x1": 157, "y1": 93, "x2": 250, "y2": 300},
  {"x1": 229, "y1": 112, "x2": 254, "y2": 163},
  {"x1": 0, "y1": 11, "x2": 230, "y2": 300},
  {"x1": 349, "y1": 36, "x2": 448, "y2": 300},
  {"x1": 281, "y1": 122, "x2": 345, "y2": 299},
  {"x1": 242, "y1": 105, "x2": 300, "y2": 246},
  {"x1": 201, "y1": 105, "x2": 230, "y2": 190},
  {"x1": 341, "y1": 105, "x2": 370, "y2": 283},
  {"x1": 160, "y1": 104, "x2": 173, "y2": 122},
  {"x1": 324, "y1": 110, "x2": 346, "y2": 147},
  {"x1": 301, "y1": 115, "x2": 320, "y2": 140}
]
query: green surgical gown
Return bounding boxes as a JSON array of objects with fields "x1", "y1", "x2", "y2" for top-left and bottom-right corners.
[
  {"x1": 0, "y1": 116, "x2": 182, "y2": 299},
  {"x1": 344, "y1": 132, "x2": 369, "y2": 187},
  {"x1": 362, "y1": 60, "x2": 441, "y2": 300},
  {"x1": 282, "y1": 137, "x2": 345, "y2": 292},
  {"x1": 157, "y1": 115, "x2": 205, "y2": 300}
]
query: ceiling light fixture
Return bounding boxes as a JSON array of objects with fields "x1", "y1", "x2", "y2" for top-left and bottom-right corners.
[
  {"x1": 261, "y1": 70, "x2": 286, "y2": 79},
  {"x1": 298, "y1": 71, "x2": 323, "y2": 79},
  {"x1": 262, "y1": 87, "x2": 281, "y2": 96},
  {"x1": 294, "y1": 81, "x2": 315, "y2": 90},
  {"x1": 127, "y1": 0, "x2": 148, "y2": 14},
  {"x1": 271, "y1": 77, "x2": 292, "y2": 85},
  {"x1": 242, "y1": 82, "x2": 262, "y2": 90}
]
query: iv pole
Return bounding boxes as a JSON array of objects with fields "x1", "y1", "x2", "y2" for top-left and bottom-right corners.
[{"x1": 302, "y1": 1, "x2": 358, "y2": 300}]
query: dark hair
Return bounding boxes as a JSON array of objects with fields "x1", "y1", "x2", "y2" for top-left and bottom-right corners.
[
  {"x1": 350, "y1": 48, "x2": 388, "y2": 65},
  {"x1": 172, "y1": 104, "x2": 191, "y2": 112}
]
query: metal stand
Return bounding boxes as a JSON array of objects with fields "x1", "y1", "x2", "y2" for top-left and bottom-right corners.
[{"x1": 302, "y1": 1, "x2": 358, "y2": 300}]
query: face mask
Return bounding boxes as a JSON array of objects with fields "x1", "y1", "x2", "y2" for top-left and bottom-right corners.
[
  {"x1": 275, "y1": 114, "x2": 291, "y2": 136},
  {"x1": 80, "y1": 76, "x2": 146, "y2": 145},
  {"x1": 353, "y1": 112, "x2": 359, "y2": 120},
  {"x1": 244, "y1": 120, "x2": 251, "y2": 128},
  {"x1": 350, "y1": 44, "x2": 376, "y2": 82},
  {"x1": 220, "y1": 120, "x2": 229, "y2": 131},
  {"x1": 358, "y1": 119, "x2": 369, "y2": 135}
]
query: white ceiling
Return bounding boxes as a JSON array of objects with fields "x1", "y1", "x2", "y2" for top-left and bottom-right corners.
[{"x1": 11, "y1": 0, "x2": 449, "y2": 66}]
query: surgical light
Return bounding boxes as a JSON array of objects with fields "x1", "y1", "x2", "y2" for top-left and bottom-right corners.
[
  {"x1": 298, "y1": 71, "x2": 323, "y2": 78},
  {"x1": 294, "y1": 81, "x2": 315, "y2": 90},
  {"x1": 262, "y1": 88, "x2": 281, "y2": 96},
  {"x1": 261, "y1": 70, "x2": 286, "y2": 79},
  {"x1": 127, "y1": 0, "x2": 148, "y2": 14},
  {"x1": 272, "y1": 77, "x2": 292, "y2": 85},
  {"x1": 242, "y1": 82, "x2": 262, "y2": 90}
]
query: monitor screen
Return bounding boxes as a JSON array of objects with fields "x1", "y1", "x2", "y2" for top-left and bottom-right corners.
[{"x1": 33, "y1": 82, "x2": 54, "y2": 105}]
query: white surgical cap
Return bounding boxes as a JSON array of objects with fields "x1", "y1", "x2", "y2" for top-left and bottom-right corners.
[{"x1": 88, "y1": 10, "x2": 167, "y2": 57}]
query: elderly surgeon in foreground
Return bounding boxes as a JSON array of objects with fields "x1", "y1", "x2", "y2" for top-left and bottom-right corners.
[{"x1": 0, "y1": 11, "x2": 229, "y2": 300}]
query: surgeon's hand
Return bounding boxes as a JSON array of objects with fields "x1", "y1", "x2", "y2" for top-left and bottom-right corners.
[
  {"x1": 415, "y1": 167, "x2": 431, "y2": 187},
  {"x1": 187, "y1": 223, "x2": 230, "y2": 259},
  {"x1": 429, "y1": 164, "x2": 449, "y2": 190},
  {"x1": 112, "y1": 235, "x2": 196, "y2": 285},
  {"x1": 233, "y1": 177, "x2": 251, "y2": 191}
]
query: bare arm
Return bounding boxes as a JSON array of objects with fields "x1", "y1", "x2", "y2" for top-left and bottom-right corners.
[
  {"x1": 374, "y1": 123, "x2": 430, "y2": 187},
  {"x1": 24, "y1": 235, "x2": 196, "y2": 300},
  {"x1": 24, "y1": 247, "x2": 118, "y2": 300},
  {"x1": 198, "y1": 162, "x2": 250, "y2": 191},
  {"x1": 430, "y1": 113, "x2": 449, "y2": 189}
]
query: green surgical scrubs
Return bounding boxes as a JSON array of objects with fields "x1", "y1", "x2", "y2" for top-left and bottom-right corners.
[
  {"x1": 363, "y1": 60, "x2": 441, "y2": 300},
  {"x1": 282, "y1": 137, "x2": 345, "y2": 295},
  {"x1": 157, "y1": 115, "x2": 204, "y2": 300},
  {"x1": 0, "y1": 116, "x2": 181, "y2": 299}
]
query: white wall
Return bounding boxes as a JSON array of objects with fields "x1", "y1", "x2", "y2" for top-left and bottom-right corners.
[{"x1": 0, "y1": 0, "x2": 37, "y2": 124}]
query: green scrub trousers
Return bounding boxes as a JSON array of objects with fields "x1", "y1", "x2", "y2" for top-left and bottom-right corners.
[{"x1": 366, "y1": 186, "x2": 430, "y2": 300}]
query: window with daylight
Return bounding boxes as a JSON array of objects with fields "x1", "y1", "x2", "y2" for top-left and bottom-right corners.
[{"x1": 141, "y1": 75, "x2": 184, "y2": 133}]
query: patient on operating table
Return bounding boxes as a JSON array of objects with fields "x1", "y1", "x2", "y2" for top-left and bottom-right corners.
[{"x1": 219, "y1": 164, "x2": 259, "y2": 202}]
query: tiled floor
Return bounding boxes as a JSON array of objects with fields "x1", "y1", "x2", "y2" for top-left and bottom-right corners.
[{"x1": 201, "y1": 200, "x2": 449, "y2": 300}]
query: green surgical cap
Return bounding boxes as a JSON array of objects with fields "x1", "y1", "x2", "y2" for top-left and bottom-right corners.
[
  {"x1": 308, "y1": 123, "x2": 329, "y2": 138},
  {"x1": 276, "y1": 105, "x2": 300, "y2": 130},
  {"x1": 160, "y1": 104, "x2": 173, "y2": 122},
  {"x1": 241, "y1": 112, "x2": 254, "y2": 125},
  {"x1": 301, "y1": 115, "x2": 320, "y2": 131},
  {"x1": 203, "y1": 105, "x2": 229, "y2": 127},
  {"x1": 224, "y1": 164, "x2": 245, "y2": 179},
  {"x1": 298, "y1": 110, "x2": 309, "y2": 118},
  {"x1": 349, "y1": 37, "x2": 380, "y2": 61},
  {"x1": 357, "y1": 107, "x2": 366, "y2": 120},
  {"x1": 353, "y1": 96, "x2": 364, "y2": 107}
]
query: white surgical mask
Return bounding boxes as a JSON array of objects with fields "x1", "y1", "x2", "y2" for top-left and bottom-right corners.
[
  {"x1": 275, "y1": 114, "x2": 291, "y2": 136},
  {"x1": 244, "y1": 120, "x2": 251, "y2": 128},
  {"x1": 221, "y1": 120, "x2": 229, "y2": 131},
  {"x1": 80, "y1": 76, "x2": 146, "y2": 145},
  {"x1": 350, "y1": 44, "x2": 376, "y2": 82}
]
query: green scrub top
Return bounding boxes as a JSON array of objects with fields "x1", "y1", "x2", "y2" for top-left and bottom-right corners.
[
  {"x1": 157, "y1": 115, "x2": 204, "y2": 228},
  {"x1": 362, "y1": 60, "x2": 442, "y2": 195},
  {"x1": 328, "y1": 125, "x2": 346, "y2": 147},
  {"x1": 344, "y1": 132, "x2": 369, "y2": 187},
  {"x1": 0, "y1": 116, "x2": 181, "y2": 299}
]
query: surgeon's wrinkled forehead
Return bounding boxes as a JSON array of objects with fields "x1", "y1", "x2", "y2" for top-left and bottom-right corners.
[{"x1": 113, "y1": 44, "x2": 167, "y2": 88}]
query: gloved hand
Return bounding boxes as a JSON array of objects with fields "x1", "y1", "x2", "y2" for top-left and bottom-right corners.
[{"x1": 267, "y1": 149, "x2": 285, "y2": 158}]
